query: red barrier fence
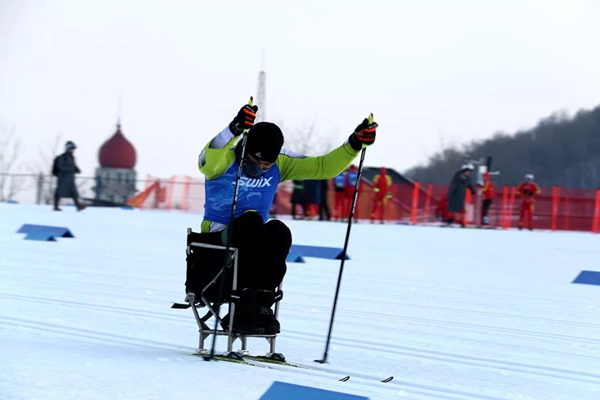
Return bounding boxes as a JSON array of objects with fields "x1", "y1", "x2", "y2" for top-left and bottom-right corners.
[{"x1": 129, "y1": 176, "x2": 600, "y2": 233}]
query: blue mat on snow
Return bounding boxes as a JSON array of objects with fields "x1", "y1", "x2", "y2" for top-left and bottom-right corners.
[
  {"x1": 260, "y1": 381, "x2": 369, "y2": 400},
  {"x1": 23, "y1": 231, "x2": 57, "y2": 241},
  {"x1": 289, "y1": 244, "x2": 350, "y2": 260},
  {"x1": 572, "y1": 271, "x2": 600, "y2": 286},
  {"x1": 286, "y1": 252, "x2": 305, "y2": 263},
  {"x1": 17, "y1": 224, "x2": 75, "y2": 239}
]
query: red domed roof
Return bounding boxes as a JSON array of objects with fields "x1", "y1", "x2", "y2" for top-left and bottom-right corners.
[{"x1": 98, "y1": 124, "x2": 137, "y2": 169}]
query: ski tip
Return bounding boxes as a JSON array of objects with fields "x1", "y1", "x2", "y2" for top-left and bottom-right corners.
[
  {"x1": 381, "y1": 376, "x2": 394, "y2": 383},
  {"x1": 368, "y1": 113, "x2": 374, "y2": 124},
  {"x1": 248, "y1": 96, "x2": 254, "y2": 106},
  {"x1": 339, "y1": 376, "x2": 350, "y2": 382}
]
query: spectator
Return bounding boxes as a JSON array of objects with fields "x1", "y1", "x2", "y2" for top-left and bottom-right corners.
[
  {"x1": 319, "y1": 179, "x2": 331, "y2": 221},
  {"x1": 290, "y1": 180, "x2": 306, "y2": 220},
  {"x1": 333, "y1": 170, "x2": 348, "y2": 221},
  {"x1": 54, "y1": 141, "x2": 85, "y2": 212},
  {"x1": 304, "y1": 180, "x2": 322, "y2": 219},
  {"x1": 479, "y1": 172, "x2": 494, "y2": 225},
  {"x1": 370, "y1": 166, "x2": 392, "y2": 223},
  {"x1": 518, "y1": 174, "x2": 541, "y2": 231},
  {"x1": 446, "y1": 164, "x2": 476, "y2": 227},
  {"x1": 345, "y1": 164, "x2": 360, "y2": 220},
  {"x1": 435, "y1": 194, "x2": 455, "y2": 226}
]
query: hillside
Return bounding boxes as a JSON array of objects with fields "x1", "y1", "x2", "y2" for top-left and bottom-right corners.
[{"x1": 405, "y1": 106, "x2": 600, "y2": 188}]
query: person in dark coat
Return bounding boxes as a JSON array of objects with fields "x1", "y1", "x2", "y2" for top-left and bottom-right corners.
[
  {"x1": 446, "y1": 164, "x2": 475, "y2": 227},
  {"x1": 318, "y1": 179, "x2": 331, "y2": 221},
  {"x1": 303, "y1": 179, "x2": 322, "y2": 219},
  {"x1": 290, "y1": 180, "x2": 306, "y2": 219},
  {"x1": 54, "y1": 141, "x2": 85, "y2": 211}
]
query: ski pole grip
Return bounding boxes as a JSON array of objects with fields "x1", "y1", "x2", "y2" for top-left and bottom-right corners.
[{"x1": 243, "y1": 96, "x2": 255, "y2": 135}]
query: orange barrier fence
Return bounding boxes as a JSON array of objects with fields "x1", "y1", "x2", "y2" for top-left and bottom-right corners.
[{"x1": 127, "y1": 176, "x2": 600, "y2": 233}]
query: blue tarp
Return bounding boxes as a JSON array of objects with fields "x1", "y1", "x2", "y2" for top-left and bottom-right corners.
[
  {"x1": 289, "y1": 244, "x2": 350, "y2": 260},
  {"x1": 17, "y1": 224, "x2": 75, "y2": 238},
  {"x1": 260, "y1": 381, "x2": 369, "y2": 400},
  {"x1": 572, "y1": 270, "x2": 600, "y2": 286}
]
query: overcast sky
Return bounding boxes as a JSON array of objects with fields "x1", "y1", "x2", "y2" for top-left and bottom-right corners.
[{"x1": 1, "y1": 0, "x2": 600, "y2": 181}]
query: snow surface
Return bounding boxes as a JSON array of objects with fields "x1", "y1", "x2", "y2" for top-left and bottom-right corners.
[{"x1": 1, "y1": 203, "x2": 600, "y2": 400}]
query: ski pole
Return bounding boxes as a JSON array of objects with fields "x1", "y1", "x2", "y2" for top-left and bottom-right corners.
[
  {"x1": 206, "y1": 96, "x2": 254, "y2": 361},
  {"x1": 316, "y1": 113, "x2": 372, "y2": 364}
]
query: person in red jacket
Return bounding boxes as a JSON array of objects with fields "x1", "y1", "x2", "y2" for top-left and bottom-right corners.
[
  {"x1": 518, "y1": 174, "x2": 541, "y2": 230},
  {"x1": 370, "y1": 166, "x2": 392, "y2": 223},
  {"x1": 479, "y1": 172, "x2": 494, "y2": 225},
  {"x1": 333, "y1": 171, "x2": 348, "y2": 221},
  {"x1": 435, "y1": 194, "x2": 455, "y2": 226},
  {"x1": 344, "y1": 164, "x2": 360, "y2": 220}
]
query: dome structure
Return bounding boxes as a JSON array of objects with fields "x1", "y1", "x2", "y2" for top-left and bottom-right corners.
[{"x1": 98, "y1": 124, "x2": 137, "y2": 169}]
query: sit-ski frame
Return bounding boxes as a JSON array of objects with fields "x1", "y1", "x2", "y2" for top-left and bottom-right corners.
[{"x1": 187, "y1": 240, "x2": 282, "y2": 359}]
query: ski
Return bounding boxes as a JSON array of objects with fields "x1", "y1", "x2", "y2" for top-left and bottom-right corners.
[
  {"x1": 243, "y1": 355, "x2": 393, "y2": 383},
  {"x1": 186, "y1": 353, "x2": 392, "y2": 382},
  {"x1": 171, "y1": 302, "x2": 191, "y2": 309},
  {"x1": 186, "y1": 353, "x2": 271, "y2": 368},
  {"x1": 171, "y1": 301, "x2": 204, "y2": 309}
]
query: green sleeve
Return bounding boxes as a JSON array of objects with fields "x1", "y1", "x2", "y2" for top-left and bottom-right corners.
[
  {"x1": 278, "y1": 143, "x2": 360, "y2": 182},
  {"x1": 198, "y1": 137, "x2": 239, "y2": 180}
]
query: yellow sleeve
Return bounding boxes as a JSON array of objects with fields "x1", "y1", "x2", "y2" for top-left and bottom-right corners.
[
  {"x1": 198, "y1": 136, "x2": 240, "y2": 180},
  {"x1": 277, "y1": 143, "x2": 360, "y2": 182}
]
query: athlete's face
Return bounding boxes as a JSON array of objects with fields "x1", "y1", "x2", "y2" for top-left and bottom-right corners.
[{"x1": 243, "y1": 153, "x2": 275, "y2": 177}]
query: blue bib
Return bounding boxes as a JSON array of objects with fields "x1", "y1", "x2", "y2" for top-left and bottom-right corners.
[
  {"x1": 334, "y1": 173, "x2": 346, "y2": 189},
  {"x1": 204, "y1": 160, "x2": 280, "y2": 225},
  {"x1": 348, "y1": 171, "x2": 358, "y2": 187}
]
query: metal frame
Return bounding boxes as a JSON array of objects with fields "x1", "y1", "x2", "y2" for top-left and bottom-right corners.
[{"x1": 186, "y1": 241, "x2": 281, "y2": 357}]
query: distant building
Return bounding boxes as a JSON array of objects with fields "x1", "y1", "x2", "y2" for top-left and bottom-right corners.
[{"x1": 94, "y1": 123, "x2": 137, "y2": 205}]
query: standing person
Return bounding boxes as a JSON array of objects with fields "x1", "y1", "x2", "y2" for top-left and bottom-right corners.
[
  {"x1": 370, "y1": 166, "x2": 392, "y2": 223},
  {"x1": 53, "y1": 141, "x2": 85, "y2": 212},
  {"x1": 290, "y1": 180, "x2": 306, "y2": 220},
  {"x1": 304, "y1": 180, "x2": 321, "y2": 219},
  {"x1": 345, "y1": 164, "x2": 360, "y2": 220},
  {"x1": 318, "y1": 179, "x2": 331, "y2": 221},
  {"x1": 333, "y1": 171, "x2": 348, "y2": 221},
  {"x1": 479, "y1": 172, "x2": 494, "y2": 225},
  {"x1": 517, "y1": 174, "x2": 541, "y2": 231},
  {"x1": 186, "y1": 101, "x2": 378, "y2": 334},
  {"x1": 446, "y1": 164, "x2": 476, "y2": 227},
  {"x1": 435, "y1": 194, "x2": 455, "y2": 226}
]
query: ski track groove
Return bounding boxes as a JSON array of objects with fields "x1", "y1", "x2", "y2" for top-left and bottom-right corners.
[
  {"x1": 283, "y1": 303, "x2": 600, "y2": 345},
  {"x1": 0, "y1": 316, "x2": 499, "y2": 400},
  {"x1": 2, "y1": 293, "x2": 600, "y2": 388}
]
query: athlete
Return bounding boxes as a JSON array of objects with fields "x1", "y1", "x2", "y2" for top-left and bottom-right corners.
[{"x1": 186, "y1": 101, "x2": 378, "y2": 334}]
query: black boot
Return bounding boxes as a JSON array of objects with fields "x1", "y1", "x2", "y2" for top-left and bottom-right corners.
[
  {"x1": 259, "y1": 306, "x2": 280, "y2": 334},
  {"x1": 221, "y1": 288, "x2": 264, "y2": 335},
  {"x1": 257, "y1": 290, "x2": 283, "y2": 334}
]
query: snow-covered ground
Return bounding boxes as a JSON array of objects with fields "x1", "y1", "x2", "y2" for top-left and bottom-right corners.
[{"x1": 1, "y1": 203, "x2": 600, "y2": 400}]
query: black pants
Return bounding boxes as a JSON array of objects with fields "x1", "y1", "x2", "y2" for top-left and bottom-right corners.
[
  {"x1": 319, "y1": 200, "x2": 331, "y2": 221},
  {"x1": 186, "y1": 212, "x2": 291, "y2": 302},
  {"x1": 54, "y1": 193, "x2": 81, "y2": 209},
  {"x1": 291, "y1": 203, "x2": 306, "y2": 219},
  {"x1": 481, "y1": 199, "x2": 492, "y2": 222}
]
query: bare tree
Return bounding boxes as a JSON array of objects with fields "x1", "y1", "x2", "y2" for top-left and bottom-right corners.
[
  {"x1": 278, "y1": 120, "x2": 339, "y2": 156},
  {"x1": 0, "y1": 123, "x2": 25, "y2": 202},
  {"x1": 28, "y1": 134, "x2": 63, "y2": 204}
]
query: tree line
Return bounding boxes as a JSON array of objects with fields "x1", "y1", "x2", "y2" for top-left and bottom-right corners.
[{"x1": 404, "y1": 105, "x2": 600, "y2": 189}]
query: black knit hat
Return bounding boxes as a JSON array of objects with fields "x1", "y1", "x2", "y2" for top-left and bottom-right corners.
[{"x1": 245, "y1": 122, "x2": 284, "y2": 163}]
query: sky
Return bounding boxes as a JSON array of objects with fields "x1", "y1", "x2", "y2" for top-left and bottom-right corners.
[
  {"x1": 2, "y1": 203, "x2": 600, "y2": 399},
  {"x1": 1, "y1": 0, "x2": 600, "y2": 181}
]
